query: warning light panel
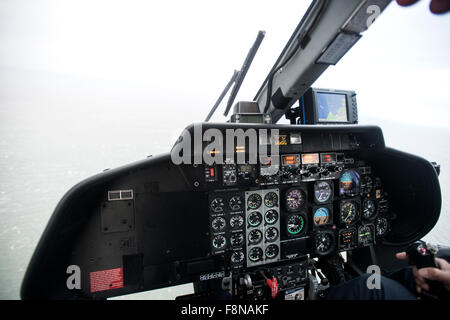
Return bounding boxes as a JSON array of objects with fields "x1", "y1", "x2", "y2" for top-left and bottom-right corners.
[
  {"x1": 321, "y1": 153, "x2": 337, "y2": 164},
  {"x1": 235, "y1": 145, "x2": 245, "y2": 153},
  {"x1": 282, "y1": 154, "x2": 300, "y2": 166},
  {"x1": 209, "y1": 149, "x2": 221, "y2": 155},
  {"x1": 272, "y1": 135, "x2": 288, "y2": 146},
  {"x1": 301, "y1": 153, "x2": 319, "y2": 164}
]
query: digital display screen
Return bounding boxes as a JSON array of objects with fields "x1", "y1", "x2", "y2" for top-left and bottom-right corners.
[
  {"x1": 302, "y1": 153, "x2": 319, "y2": 164},
  {"x1": 239, "y1": 114, "x2": 264, "y2": 123},
  {"x1": 260, "y1": 156, "x2": 273, "y2": 167},
  {"x1": 321, "y1": 153, "x2": 337, "y2": 163},
  {"x1": 272, "y1": 135, "x2": 288, "y2": 146},
  {"x1": 259, "y1": 156, "x2": 279, "y2": 176},
  {"x1": 238, "y1": 164, "x2": 252, "y2": 173},
  {"x1": 282, "y1": 154, "x2": 300, "y2": 166},
  {"x1": 316, "y1": 92, "x2": 348, "y2": 122}
]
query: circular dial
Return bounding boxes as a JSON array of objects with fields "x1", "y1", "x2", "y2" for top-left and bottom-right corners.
[
  {"x1": 248, "y1": 247, "x2": 263, "y2": 262},
  {"x1": 229, "y1": 195, "x2": 243, "y2": 211},
  {"x1": 314, "y1": 231, "x2": 334, "y2": 255},
  {"x1": 265, "y1": 227, "x2": 279, "y2": 242},
  {"x1": 230, "y1": 232, "x2": 244, "y2": 246},
  {"x1": 210, "y1": 197, "x2": 225, "y2": 213},
  {"x1": 358, "y1": 225, "x2": 374, "y2": 246},
  {"x1": 314, "y1": 181, "x2": 332, "y2": 203},
  {"x1": 265, "y1": 244, "x2": 279, "y2": 259},
  {"x1": 286, "y1": 214, "x2": 305, "y2": 235},
  {"x1": 264, "y1": 209, "x2": 278, "y2": 225},
  {"x1": 247, "y1": 211, "x2": 263, "y2": 227},
  {"x1": 362, "y1": 198, "x2": 376, "y2": 219},
  {"x1": 313, "y1": 207, "x2": 330, "y2": 226},
  {"x1": 339, "y1": 169, "x2": 361, "y2": 196},
  {"x1": 231, "y1": 250, "x2": 244, "y2": 264},
  {"x1": 229, "y1": 215, "x2": 244, "y2": 229},
  {"x1": 264, "y1": 192, "x2": 278, "y2": 208},
  {"x1": 285, "y1": 189, "x2": 306, "y2": 212},
  {"x1": 340, "y1": 201, "x2": 358, "y2": 225},
  {"x1": 247, "y1": 193, "x2": 262, "y2": 210},
  {"x1": 211, "y1": 217, "x2": 226, "y2": 231},
  {"x1": 376, "y1": 217, "x2": 389, "y2": 237},
  {"x1": 248, "y1": 229, "x2": 263, "y2": 245},
  {"x1": 211, "y1": 235, "x2": 226, "y2": 249}
]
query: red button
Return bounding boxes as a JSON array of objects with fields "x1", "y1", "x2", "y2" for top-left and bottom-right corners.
[{"x1": 210, "y1": 168, "x2": 215, "y2": 177}]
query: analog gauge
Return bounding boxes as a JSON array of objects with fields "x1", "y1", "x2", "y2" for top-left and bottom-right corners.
[
  {"x1": 286, "y1": 214, "x2": 305, "y2": 235},
  {"x1": 265, "y1": 227, "x2": 279, "y2": 242},
  {"x1": 230, "y1": 232, "x2": 244, "y2": 246},
  {"x1": 358, "y1": 225, "x2": 374, "y2": 246},
  {"x1": 247, "y1": 211, "x2": 263, "y2": 227},
  {"x1": 212, "y1": 235, "x2": 226, "y2": 250},
  {"x1": 313, "y1": 207, "x2": 330, "y2": 226},
  {"x1": 362, "y1": 198, "x2": 376, "y2": 220},
  {"x1": 211, "y1": 217, "x2": 226, "y2": 231},
  {"x1": 231, "y1": 250, "x2": 245, "y2": 264},
  {"x1": 339, "y1": 169, "x2": 361, "y2": 196},
  {"x1": 314, "y1": 181, "x2": 332, "y2": 203},
  {"x1": 264, "y1": 192, "x2": 278, "y2": 208},
  {"x1": 229, "y1": 195, "x2": 243, "y2": 211},
  {"x1": 248, "y1": 229, "x2": 263, "y2": 245},
  {"x1": 340, "y1": 201, "x2": 358, "y2": 225},
  {"x1": 230, "y1": 215, "x2": 244, "y2": 229},
  {"x1": 264, "y1": 209, "x2": 278, "y2": 225},
  {"x1": 265, "y1": 244, "x2": 279, "y2": 259},
  {"x1": 376, "y1": 217, "x2": 389, "y2": 237},
  {"x1": 314, "y1": 231, "x2": 335, "y2": 255},
  {"x1": 285, "y1": 188, "x2": 306, "y2": 212},
  {"x1": 248, "y1": 247, "x2": 263, "y2": 262},
  {"x1": 210, "y1": 197, "x2": 225, "y2": 213},
  {"x1": 247, "y1": 193, "x2": 262, "y2": 210}
]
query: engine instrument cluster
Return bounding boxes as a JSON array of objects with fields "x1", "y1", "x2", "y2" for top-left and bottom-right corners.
[{"x1": 207, "y1": 149, "x2": 392, "y2": 271}]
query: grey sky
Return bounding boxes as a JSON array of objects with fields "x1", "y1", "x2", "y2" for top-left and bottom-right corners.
[{"x1": 0, "y1": 0, "x2": 449, "y2": 127}]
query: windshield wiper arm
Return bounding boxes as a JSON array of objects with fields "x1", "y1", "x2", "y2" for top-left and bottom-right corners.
[
  {"x1": 204, "y1": 30, "x2": 265, "y2": 122},
  {"x1": 223, "y1": 30, "x2": 265, "y2": 117},
  {"x1": 205, "y1": 70, "x2": 239, "y2": 122}
]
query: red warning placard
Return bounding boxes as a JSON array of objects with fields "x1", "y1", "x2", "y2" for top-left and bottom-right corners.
[{"x1": 89, "y1": 267, "x2": 124, "y2": 293}]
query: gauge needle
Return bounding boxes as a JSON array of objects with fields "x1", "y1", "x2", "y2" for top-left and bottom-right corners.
[{"x1": 346, "y1": 209, "x2": 353, "y2": 220}]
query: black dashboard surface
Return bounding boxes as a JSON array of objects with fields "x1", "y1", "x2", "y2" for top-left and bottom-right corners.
[{"x1": 21, "y1": 124, "x2": 441, "y2": 299}]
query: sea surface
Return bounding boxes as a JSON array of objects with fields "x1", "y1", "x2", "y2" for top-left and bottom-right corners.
[{"x1": 0, "y1": 69, "x2": 449, "y2": 299}]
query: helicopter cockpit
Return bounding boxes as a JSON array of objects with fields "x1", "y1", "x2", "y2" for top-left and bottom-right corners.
[{"x1": 20, "y1": 0, "x2": 448, "y2": 301}]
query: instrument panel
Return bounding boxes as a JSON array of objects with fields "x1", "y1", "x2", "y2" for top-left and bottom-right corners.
[
  {"x1": 207, "y1": 151, "x2": 392, "y2": 271},
  {"x1": 21, "y1": 123, "x2": 443, "y2": 300}
]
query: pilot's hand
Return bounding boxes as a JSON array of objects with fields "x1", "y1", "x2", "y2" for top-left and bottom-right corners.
[
  {"x1": 396, "y1": 252, "x2": 450, "y2": 293},
  {"x1": 396, "y1": 0, "x2": 450, "y2": 14}
]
